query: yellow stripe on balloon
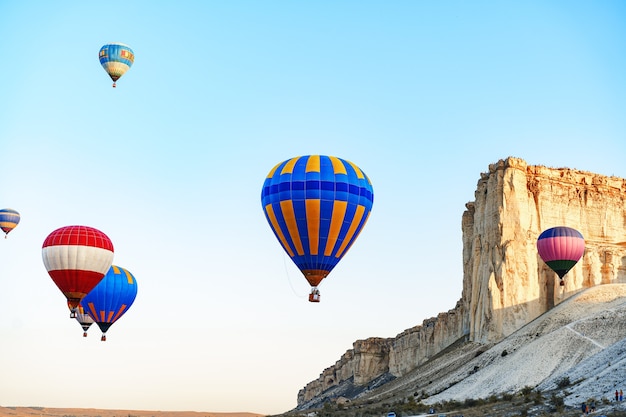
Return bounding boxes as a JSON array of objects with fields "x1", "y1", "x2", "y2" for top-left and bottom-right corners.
[
  {"x1": 264, "y1": 204, "x2": 295, "y2": 257},
  {"x1": 324, "y1": 200, "x2": 348, "y2": 256},
  {"x1": 329, "y1": 156, "x2": 347, "y2": 175},
  {"x1": 341, "y1": 211, "x2": 372, "y2": 256},
  {"x1": 346, "y1": 160, "x2": 366, "y2": 179},
  {"x1": 336, "y1": 205, "x2": 366, "y2": 258},
  {"x1": 87, "y1": 302, "x2": 98, "y2": 319},
  {"x1": 305, "y1": 155, "x2": 320, "y2": 173},
  {"x1": 280, "y1": 157, "x2": 299, "y2": 175},
  {"x1": 280, "y1": 200, "x2": 304, "y2": 256},
  {"x1": 306, "y1": 199, "x2": 321, "y2": 255},
  {"x1": 122, "y1": 267, "x2": 134, "y2": 284},
  {"x1": 112, "y1": 305, "x2": 128, "y2": 322},
  {"x1": 266, "y1": 162, "x2": 282, "y2": 178}
]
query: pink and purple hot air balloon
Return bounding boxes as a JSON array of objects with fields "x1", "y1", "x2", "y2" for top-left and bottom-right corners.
[{"x1": 537, "y1": 226, "x2": 585, "y2": 286}]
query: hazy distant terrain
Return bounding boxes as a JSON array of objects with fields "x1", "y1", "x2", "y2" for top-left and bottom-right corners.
[{"x1": 0, "y1": 407, "x2": 265, "y2": 417}]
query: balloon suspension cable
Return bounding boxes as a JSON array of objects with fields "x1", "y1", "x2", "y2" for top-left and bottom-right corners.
[
  {"x1": 282, "y1": 253, "x2": 306, "y2": 299},
  {"x1": 558, "y1": 278, "x2": 565, "y2": 299}
]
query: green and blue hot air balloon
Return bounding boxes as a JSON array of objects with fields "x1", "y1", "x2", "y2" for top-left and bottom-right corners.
[
  {"x1": 82, "y1": 265, "x2": 138, "y2": 341},
  {"x1": 99, "y1": 43, "x2": 134, "y2": 88},
  {"x1": 261, "y1": 155, "x2": 374, "y2": 302}
]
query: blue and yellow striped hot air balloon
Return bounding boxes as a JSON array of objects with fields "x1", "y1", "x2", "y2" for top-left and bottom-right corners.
[
  {"x1": 82, "y1": 265, "x2": 138, "y2": 341},
  {"x1": 99, "y1": 43, "x2": 134, "y2": 88},
  {"x1": 261, "y1": 155, "x2": 374, "y2": 302},
  {"x1": 0, "y1": 208, "x2": 20, "y2": 238}
]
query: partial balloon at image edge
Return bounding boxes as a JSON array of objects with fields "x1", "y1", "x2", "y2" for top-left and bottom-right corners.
[{"x1": 0, "y1": 208, "x2": 20, "y2": 238}]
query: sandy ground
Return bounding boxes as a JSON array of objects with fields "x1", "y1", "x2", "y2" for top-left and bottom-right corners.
[{"x1": 0, "y1": 407, "x2": 266, "y2": 417}]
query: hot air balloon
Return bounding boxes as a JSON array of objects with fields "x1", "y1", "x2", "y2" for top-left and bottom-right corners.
[
  {"x1": 99, "y1": 43, "x2": 134, "y2": 88},
  {"x1": 82, "y1": 265, "x2": 138, "y2": 341},
  {"x1": 0, "y1": 208, "x2": 20, "y2": 238},
  {"x1": 42, "y1": 225, "x2": 114, "y2": 317},
  {"x1": 261, "y1": 155, "x2": 374, "y2": 302},
  {"x1": 74, "y1": 302, "x2": 94, "y2": 337},
  {"x1": 537, "y1": 226, "x2": 585, "y2": 286}
]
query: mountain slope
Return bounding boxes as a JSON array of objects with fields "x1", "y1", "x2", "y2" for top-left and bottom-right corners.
[
  {"x1": 295, "y1": 284, "x2": 626, "y2": 413},
  {"x1": 423, "y1": 283, "x2": 626, "y2": 406}
]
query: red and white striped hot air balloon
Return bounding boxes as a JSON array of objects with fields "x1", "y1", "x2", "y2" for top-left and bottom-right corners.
[{"x1": 42, "y1": 225, "x2": 114, "y2": 318}]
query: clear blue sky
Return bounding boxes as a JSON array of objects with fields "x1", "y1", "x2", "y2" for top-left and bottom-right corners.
[{"x1": 1, "y1": 1, "x2": 625, "y2": 415}]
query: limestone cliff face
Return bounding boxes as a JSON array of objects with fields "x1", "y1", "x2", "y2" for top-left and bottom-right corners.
[
  {"x1": 465, "y1": 158, "x2": 626, "y2": 343},
  {"x1": 297, "y1": 338, "x2": 392, "y2": 404},
  {"x1": 297, "y1": 157, "x2": 626, "y2": 406}
]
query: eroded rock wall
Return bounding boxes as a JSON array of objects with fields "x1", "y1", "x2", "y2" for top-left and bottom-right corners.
[
  {"x1": 297, "y1": 157, "x2": 626, "y2": 406},
  {"x1": 466, "y1": 158, "x2": 626, "y2": 343},
  {"x1": 297, "y1": 338, "x2": 391, "y2": 404}
]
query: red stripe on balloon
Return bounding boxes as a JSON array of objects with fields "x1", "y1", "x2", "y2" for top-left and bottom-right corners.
[{"x1": 42, "y1": 225, "x2": 114, "y2": 251}]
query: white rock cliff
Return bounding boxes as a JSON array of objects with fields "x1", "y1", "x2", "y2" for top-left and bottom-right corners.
[{"x1": 297, "y1": 157, "x2": 626, "y2": 406}]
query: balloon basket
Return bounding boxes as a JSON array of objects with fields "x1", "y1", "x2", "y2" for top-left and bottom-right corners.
[{"x1": 308, "y1": 288, "x2": 321, "y2": 303}]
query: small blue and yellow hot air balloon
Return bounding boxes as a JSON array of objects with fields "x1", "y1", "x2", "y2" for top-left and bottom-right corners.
[
  {"x1": 261, "y1": 155, "x2": 374, "y2": 302},
  {"x1": 0, "y1": 208, "x2": 20, "y2": 238},
  {"x1": 82, "y1": 265, "x2": 138, "y2": 341},
  {"x1": 99, "y1": 43, "x2": 134, "y2": 88}
]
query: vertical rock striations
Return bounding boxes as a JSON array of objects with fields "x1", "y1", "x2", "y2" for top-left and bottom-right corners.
[{"x1": 297, "y1": 157, "x2": 626, "y2": 406}]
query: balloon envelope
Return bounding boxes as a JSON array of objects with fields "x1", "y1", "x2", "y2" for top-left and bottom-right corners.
[
  {"x1": 83, "y1": 265, "x2": 138, "y2": 340},
  {"x1": 42, "y1": 225, "x2": 114, "y2": 311},
  {"x1": 99, "y1": 43, "x2": 134, "y2": 86},
  {"x1": 0, "y1": 208, "x2": 20, "y2": 237},
  {"x1": 537, "y1": 226, "x2": 585, "y2": 279},
  {"x1": 74, "y1": 302, "x2": 94, "y2": 337},
  {"x1": 261, "y1": 155, "x2": 374, "y2": 297}
]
